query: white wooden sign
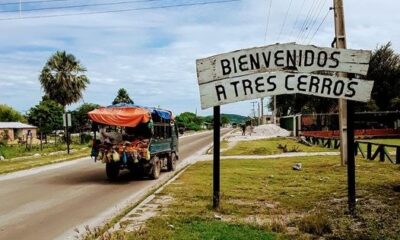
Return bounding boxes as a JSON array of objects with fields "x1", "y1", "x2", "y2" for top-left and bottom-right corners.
[
  {"x1": 199, "y1": 72, "x2": 374, "y2": 109},
  {"x1": 63, "y1": 113, "x2": 72, "y2": 127},
  {"x1": 197, "y1": 43, "x2": 371, "y2": 84},
  {"x1": 196, "y1": 43, "x2": 374, "y2": 109}
]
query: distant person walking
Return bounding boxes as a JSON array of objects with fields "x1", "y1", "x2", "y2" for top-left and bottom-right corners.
[
  {"x1": 241, "y1": 124, "x2": 246, "y2": 136},
  {"x1": 249, "y1": 125, "x2": 254, "y2": 136}
]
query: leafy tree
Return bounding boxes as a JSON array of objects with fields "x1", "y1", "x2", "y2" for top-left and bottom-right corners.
[
  {"x1": 71, "y1": 103, "x2": 100, "y2": 132},
  {"x1": 390, "y1": 97, "x2": 400, "y2": 110},
  {"x1": 27, "y1": 97, "x2": 64, "y2": 134},
  {"x1": 221, "y1": 116, "x2": 230, "y2": 125},
  {"x1": 0, "y1": 104, "x2": 25, "y2": 122},
  {"x1": 39, "y1": 51, "x2": 90, "y2": 110},
  {"x1": 175, "y1": 112, "x2": 204, "y2": 131},
  {"x1": 367, "y1": 42, "x2": 400, "y2": 111},
  {"x1": 112, "y1": 88, "x2": 134, "y2": 105},
  {"x1": 269, "y1": 94, "x2": 337, "y2": 116}
]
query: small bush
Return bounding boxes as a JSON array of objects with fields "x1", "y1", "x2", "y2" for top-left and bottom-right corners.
[
  {"x1": 186, "y1": 122, "x2": 202, "y2": 131},
  {"x1": 80, "y1": 133, "x2": 93, "y2": 144},
  {"x1": 298, "y1": 212, "x2": 332, "y2": 235}
]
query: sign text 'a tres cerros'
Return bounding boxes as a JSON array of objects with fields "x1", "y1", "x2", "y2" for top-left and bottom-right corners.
[{"x1": 196, "y1": 43, "x2": 374, "y2": 109}]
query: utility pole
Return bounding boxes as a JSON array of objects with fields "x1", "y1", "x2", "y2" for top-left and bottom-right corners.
[
  {"x1": 334, "y1": 0, "x2": 356, "y2": 215},
  {"x1": 335, "y1": 0, "x2": 348, "y2": 167},
  {"x1": 260, "y1": 98, "x2": 265, "y2": 125},
  {"x1": 251, "y1": 101, "x2": 257, "y2": 118}
]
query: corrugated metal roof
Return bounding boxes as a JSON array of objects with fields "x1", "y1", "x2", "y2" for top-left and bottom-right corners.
[{"x1": 0, "y1": 122, "x2": 37, "y2": 129}]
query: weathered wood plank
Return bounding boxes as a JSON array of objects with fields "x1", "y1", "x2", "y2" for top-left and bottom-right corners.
[
  {"x1": 199, "y1": 71, "x2": 374, "y2": 109},
  {"x1": 196, "y1": 43, "x2": 371, "y2": 84}
]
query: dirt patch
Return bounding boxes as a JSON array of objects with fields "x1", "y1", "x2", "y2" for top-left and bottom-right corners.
[
  {"x1": 225, "y1": 124, "x2": 291, "y2": 142},
  {"x1": 227, "y1": 198, "x2": 278, "y2": 209}
]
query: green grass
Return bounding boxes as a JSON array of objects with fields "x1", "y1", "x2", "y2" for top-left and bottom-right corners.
[
  {"x1": 362, "y1": 138, "x2": 400, "y2": 145},
  {"x1": 0, "y1": 143, "x2": 88, "y2": 159},
  {"x1": 128, "y1": 218, "x2": 276, "y2": 240},
  {"x1": 118, "y1": 156, "x2": 400, "y2": 239},
  {"x1": 221, "y1": 140, "x2": 229, "y2": 149},
  {"x1": 223, "y1": 137, "x2": 333, "y2": 156},
  {"x1": 0, "y1": 147, "x2": 90, "y2": 174}
]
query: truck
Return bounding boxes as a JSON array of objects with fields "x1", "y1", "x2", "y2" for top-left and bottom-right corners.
[{"x1": 88, "y1": 104, "x2": 179, "y2": 180}]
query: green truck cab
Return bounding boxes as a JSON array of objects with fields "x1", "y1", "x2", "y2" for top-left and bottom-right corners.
[{"x1": 88, "y1": 104, "x2": 179, "y2": 180}]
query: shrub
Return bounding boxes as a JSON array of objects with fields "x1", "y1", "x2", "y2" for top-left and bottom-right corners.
[{"x1": 80, "y1": 133, "x2": 93, "y2": 144}]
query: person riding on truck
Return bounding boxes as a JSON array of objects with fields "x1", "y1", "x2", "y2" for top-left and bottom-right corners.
[{"x1": 99, "y1": 128, "x2": 122, "y2": 145}]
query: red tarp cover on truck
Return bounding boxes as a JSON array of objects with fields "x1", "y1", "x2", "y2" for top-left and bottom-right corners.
[{"x1": 88, "y1": 106, "x2": 151, "y2": 127}]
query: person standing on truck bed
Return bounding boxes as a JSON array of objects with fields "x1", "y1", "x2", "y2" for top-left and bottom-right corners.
[{"x1": 100, "y1": 128, "x2": 122, "y2": 144}]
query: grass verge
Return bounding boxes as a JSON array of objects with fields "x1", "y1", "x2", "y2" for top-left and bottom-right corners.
[
  {"x1": 223, "y1": 137, "x2": 333, "y2": 156},
  {"x1": 0, "y1": 143, "x2": 89, "y2": 159},
  {"x1": 113, "y1": 156, "x2": 400, "y2": 239},
  {"x1": 0, "y1": 147, "x2": 90, "y2": 174}
]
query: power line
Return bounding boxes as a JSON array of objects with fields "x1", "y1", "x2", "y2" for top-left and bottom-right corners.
[
  {"x1": 288, "y1": 0, "x2": 306, "y2": 41},
  {"x1": 301, "y1": 0, "x2": 327, "y2": 43},
  {"x1": 296, "y1": 0, "x2": 318, "y2": 41},
  {"x1": 277, "y1": 0, "x2": 293, "y2": 42},
  {"x1": 297, "y1": 0, "x2": 322, "y2": 42},
  {"x1": 307, "y1": 7, "x2": 331, "y2": 44},
  {"x1": 264, "y1": 0, "x2": 272, "y2": 43},
  {"x1": 0, "y1": 0, "x2": 240, "y2": 20},
  {"x1": 0, "y1": 0, "x2": 164, "y2": 13}
]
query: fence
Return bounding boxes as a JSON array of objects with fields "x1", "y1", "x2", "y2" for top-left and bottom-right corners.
[
  {"x1": 279, "y1": 111, "x2": 400, "y2": 137},
  {"x1": 301, "y1": 136, "x2": 400, "y2": 164},
  {"x1": 355, "y1": 141, "x2": 400, "y2": 164}
]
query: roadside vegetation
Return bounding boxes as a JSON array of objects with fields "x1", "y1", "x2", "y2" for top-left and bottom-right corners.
[
  {"x1": 111, "y1": 155, "x2": 400, "y2": 239},
  {"x1": 0, "y1": 147, "x2": 90, "y2": 174},
  {"x1": 175, "y1": 112, "x2": 246, "y2": 132},
  {"x1": 223, "y1": 137, "x2": 333, "y2": 156},
  {"x1": 0, "y1": 134, "x2": 91, "y2": 174}
]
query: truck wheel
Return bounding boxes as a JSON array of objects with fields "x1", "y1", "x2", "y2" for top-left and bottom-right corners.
[
  {"x1": 150, "y1": 156, "x2": 161, "y2": 179},
  {"x1": 167, "y1": 153, "x2": 177, "y2": 172},
  {"x1": 106, "y1": 162, "x2": 119, "y2": 180}
]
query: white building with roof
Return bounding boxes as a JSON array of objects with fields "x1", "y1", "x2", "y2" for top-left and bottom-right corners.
[{"x1": 0, "y1": 122, "x2": 37, "y2": 142}]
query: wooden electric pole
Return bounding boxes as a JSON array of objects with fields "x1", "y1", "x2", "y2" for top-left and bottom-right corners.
[
  {"x1": 335, "y1": 0, "x2": 348, "y2": 167},
  {"x1": 334, "y1": 0, "x2": 356, "y2": 214},
  {"x1": 260, "y1": 98, "x2": 265, "y2": 125}
]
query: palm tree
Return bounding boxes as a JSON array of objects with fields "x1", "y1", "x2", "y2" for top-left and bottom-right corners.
[
  {"x1": 39, "y1": 51, "x2": 90, "y2": 110},
  {"x1": 112, "y1": 88, "x2": 134, "y2": 105}
]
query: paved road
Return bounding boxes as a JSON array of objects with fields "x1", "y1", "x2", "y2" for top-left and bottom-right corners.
[{"x1": 0, "y1": 130, "x2": 229, "y2": 240}]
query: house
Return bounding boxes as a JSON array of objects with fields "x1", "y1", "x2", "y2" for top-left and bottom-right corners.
[{"x1": 0, "y1": 122, "x2": 37, "y2": 142}]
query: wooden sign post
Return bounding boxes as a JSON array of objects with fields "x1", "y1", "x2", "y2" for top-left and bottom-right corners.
[
  {"x1": 213, "y1": 106, "x2": 220, "y2": 209},
  {"x1": 196, "y1": 42, "x2": 373, "y2": 210}
]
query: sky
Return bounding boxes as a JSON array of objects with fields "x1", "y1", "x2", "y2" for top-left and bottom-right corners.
[{"x1": 0, "y1": 0, "x2": 399, "y2": 117}]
